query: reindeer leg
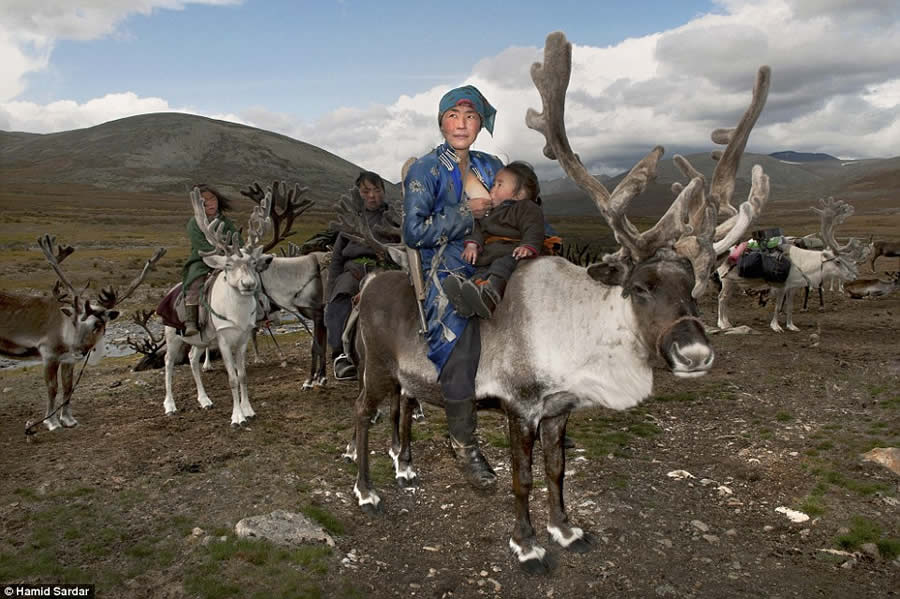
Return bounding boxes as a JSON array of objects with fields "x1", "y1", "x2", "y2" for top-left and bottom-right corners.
[
  {"x1": 801, "y1": 285, "x2": 811, "y2": 312},
  {"x1": 42, "y1": 358, "x2": 62, "y2": 431},
  {"x1": 353, "y1": 386, "x2": 382, "y2": 513},
  {"x1": 770, "y1": 288, "x2": 786, "y2": 333},
  {"x1": 202, "y1": 347, "x2": 213, "y2": 372},
  {"x1": 785, "y1": 287, "x2": 800, "y2": 331},
  {"x1": 216, "y1": 336, "x2": 246, "y2": 427},
  {"x1": 188, "y1": 345, "x2": 213, "y2": 410},
  {"x1": 58, "y1": 362, "x2": 78, "y2": 427},
  {"x1": 717, "y1": 278, "x2": 734, "y2": 329},
  {"x1": 314, "y1": 313, "x2": 327, "y2": 386},
  {"x1": 163, "y1": 328, "x2": 183, "y2": 414},
  {"x1": 818, "y1": 284, "x2": 825, "y2": 310},
  {"x1": 507, "y1": 413, "x2": 548, "y2": 574},
  {"x1": 235, "y1": 334, "x2": 254, "y2": 419},
  {"x1": 540, "y1": 413, "x2": 589, "y2": 553},
  {"x1": 391, "y1": 392, "x2": 418, "y2": 489}
]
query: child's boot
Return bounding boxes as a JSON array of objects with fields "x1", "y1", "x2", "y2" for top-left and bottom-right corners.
[{"x1": 460, "y1": 276, "x2": 505, "y2": 319}]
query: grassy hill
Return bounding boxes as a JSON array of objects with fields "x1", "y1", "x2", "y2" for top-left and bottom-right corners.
[{"x1": 0, "y1": 113, "x2": 400, "y2": 211}]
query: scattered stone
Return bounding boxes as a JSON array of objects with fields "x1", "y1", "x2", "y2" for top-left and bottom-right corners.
[
  {"x1": 763, "y1": 525, "x2": 775, "y2": 532},
  {"x1": 235, "y1": 510, "x2": 334, "y2": 547},
  {"x1": 655, "y1": 583, "x2": 678, "y2": 596},
  {"x1": 861, "y1": 447, "x2": 900, "y2": 476},
  {"x1": 775, "y1": 506, "x2": 810, "y2": 523},
  {"x1": 725, "y1": 529, "x2": 737, "y2": 537},
  {"x1": 667, "y1": 470, "x2": 695, "y2": 480},
  {"x1": 691, "y1": 520, "x2": 709, "y2": 532},
  {"x1": 702, "y1": 534, "x2": 720, "y2": 544},
  {"x1": 717, "y1": 485, "x2": 733, "y2": 496},
  {"x1": 859, "y1": 543, "x2": 880, "y2": 559},
  {"x1": 2, "y1": 387, "x2": 11, "y2": 393},
  {"x1": 191, "y1": 527, "x2": 204, "y2": 537},
  {"x1": 658, "y1": 538, "x2": 673, "y2": 548}
]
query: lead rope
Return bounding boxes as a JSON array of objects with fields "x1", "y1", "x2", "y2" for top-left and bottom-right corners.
[{"x1": 25, "y1": 349, "x2": 92, "y2": 437}]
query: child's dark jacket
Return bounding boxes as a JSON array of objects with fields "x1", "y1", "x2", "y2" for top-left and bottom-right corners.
[{"x1": 466, "y1": 199, "x2": 545, "y2": 266}]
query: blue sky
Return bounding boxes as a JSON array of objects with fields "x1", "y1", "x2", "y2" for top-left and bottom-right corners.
[
  {"x1": 2, "y1": 1, "x2": 899, "y2": 181},
  {"x1": 19, "y1": 1, "x2": 716, "y2": 116}
]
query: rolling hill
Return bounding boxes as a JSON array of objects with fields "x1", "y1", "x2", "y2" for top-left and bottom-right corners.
[{"x1": 0, "y1": 113, "x2": 399, "y2": 209}]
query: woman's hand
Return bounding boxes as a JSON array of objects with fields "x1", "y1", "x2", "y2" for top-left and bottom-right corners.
[{"x1": 468, "y1": 196, "x2": 492, "y2": 218}]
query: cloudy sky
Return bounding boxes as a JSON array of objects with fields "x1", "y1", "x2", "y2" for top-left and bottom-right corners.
[{"x1": 2, "y1": 0, "x2": 899, "y2": 182}]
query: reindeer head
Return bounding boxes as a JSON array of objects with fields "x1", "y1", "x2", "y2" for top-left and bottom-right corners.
[
  {"x1": 190, "y1": 187, "x2": 273, "y2": 296},
  {"x1": 39, "y1": 234, "x2": 165, "y2": 359},
  {"x1": 812, "y1": 197, "x2": 867, "y2": 283},
  {"x1": 527, "y1": 32, "x2": 771, "y2": 377}
]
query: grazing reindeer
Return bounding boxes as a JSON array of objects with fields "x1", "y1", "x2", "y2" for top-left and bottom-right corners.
[
  {"x1": 162, "y1": 188, "x2": 272, "y2": 425},
  {"x1": 346, "y1": 32, "x2": 771, "y2": 573},
  {"x1": 0, "y1": 236, "x2": 164, "y2": 430},
  {"x1": 241, "y1": 181, "x2": 331, "y2": 388},
  {"x1": 717, "y1": 197, "x2": 868, "y2": 332},
  {"x1": 869, "y1": 240, "x2": 900, "y2": 271}
]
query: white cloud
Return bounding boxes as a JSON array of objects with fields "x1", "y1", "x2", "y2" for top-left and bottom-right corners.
[
  {"x1": 2, "y1": 0, "x2": 899, "y2": 183},
  {"x1": 0, "y1": 1, "x2": 240, "y2": 101}
]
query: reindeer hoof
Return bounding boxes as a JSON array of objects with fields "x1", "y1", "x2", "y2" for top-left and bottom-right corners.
[
  {"x1": 565, "y1": 533, "x2": 593, "y2": 554},
  {"x1": 519, "y1": 555, "x2": 551, "y2": 575},
  {"x1": 396, "y1": 476, "x2": 419, "y2": 489},
  {"x1": 360, "y1": 502, "x2": 383, "y2": 516}
]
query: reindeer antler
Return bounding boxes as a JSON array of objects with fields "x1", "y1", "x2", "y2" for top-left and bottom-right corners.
[
  {"x1": 242, "y1": 180, "x2": 315, "y2": 252},
  {"x1": 190, "y1": 187, "x2": 242, "y2": 257},
  {"x1": 97, "y1": 247, "x2": 166, "y2": 309},
  {"x1": 125, "y1": 309, "x2": 165, "y2": 357},
  {"x1": 527, "y1": 32, "x2": 771, "y2": 298},
  {"x1": 330, "y1": 188, "x2": 404, "y2": 263},
  {"x1": 38, "y1": 235, "x2": 78, "y2": 298},
  {"x1": 813, "y1": 197, "x2": 854, "y2": 253}
]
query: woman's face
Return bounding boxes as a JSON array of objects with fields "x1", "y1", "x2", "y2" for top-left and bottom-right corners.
[
  {"x1": 358, "y1": 180, "x2": 385, "y2": 210},
  {"x1": 201, "y1": 190, "x2": 219, "y2": 218},
  {"x1": 440, "y1": 105, "x2": 481, "y2": 151}
]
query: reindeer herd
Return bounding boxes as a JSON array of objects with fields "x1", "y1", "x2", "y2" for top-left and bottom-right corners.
[{"x1": 1, "y1": 31, "x2": 897, "y2": 574}]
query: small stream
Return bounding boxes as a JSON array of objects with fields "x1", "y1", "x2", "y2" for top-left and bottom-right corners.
[{"x1": 0, "y1": 313, "x2": 313, "y2": 371}]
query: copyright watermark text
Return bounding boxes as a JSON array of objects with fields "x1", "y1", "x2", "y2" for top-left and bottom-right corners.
[{"x1": 2, "y1": 585, "x2": 94, "y2": 598}]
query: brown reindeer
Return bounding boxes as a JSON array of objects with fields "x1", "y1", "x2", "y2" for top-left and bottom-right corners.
[
  {"x1": 869, "y1": 240, "x2": 900, "y2": 271},
  {"x1": 0, "y1": 236, "x2": 164, "y2": 430},
  {"x1": 345, "y1": 32, "x2": 771, "y2": 573}
]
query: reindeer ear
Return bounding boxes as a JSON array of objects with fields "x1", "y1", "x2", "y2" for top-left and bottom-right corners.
[
  {"x1": 385, "y1": 246, "x2": 409, "y2": 271},
  {"x1": 202, "y1": 255, "x2": 227, "y2": 269},
  {"x1": 587, "y1": 261, "x2": 629, "y2": 286},
  {"x1": 255, "y1": 254, "x2": 274, "y2": 272}
]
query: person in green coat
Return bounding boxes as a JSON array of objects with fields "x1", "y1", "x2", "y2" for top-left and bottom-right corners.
[{"x1": 181, "y1": 184, "x2": 241, "y2": 336}]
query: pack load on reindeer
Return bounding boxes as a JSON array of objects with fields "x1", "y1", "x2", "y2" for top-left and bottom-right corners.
[{"x1": 727, "y1": 227, "x2": 791, "y2": 283}]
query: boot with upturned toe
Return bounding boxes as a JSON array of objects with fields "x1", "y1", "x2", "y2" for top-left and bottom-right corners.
[
  {"x1": 445, "y1": 399, "x2": 497, "y2": 490},
  {"x1": 183, "y1": 304, "x2": 200, "y2": 337},
  {"x1": 442, "y1": 275, "x2": 474, "y2": 318},
  {"x1": 333, "y1": 353, "x2": 358, "y2": 380},
  {"x1": 460, "y1": 277, "x2": 503, "y2": 320}
]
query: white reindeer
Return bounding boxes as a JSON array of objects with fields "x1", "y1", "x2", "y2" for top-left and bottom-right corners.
[
  {"x1": 717, "y1": 197, "x2": 867, "y2": 332},
  {"x1": 163, "y1": 188, "x2": 272, "y2": 425}
]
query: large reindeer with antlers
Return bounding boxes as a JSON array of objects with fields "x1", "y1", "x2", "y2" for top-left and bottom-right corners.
[
  {"x1": 239, "y1": 180, "x2": 331, "y2": 388},
  {"x1": 162, "y1": 187, "x2": 272, "y2": 425},
  {"x1": 0, "y1": 236, "x2": 164, "y2": 430},
  {"x1": 717, "y1": 196, "x2": 868, "y2": 332},
  {"x1": 345, "y1": 32, "x2": 771, "y2": 573}
]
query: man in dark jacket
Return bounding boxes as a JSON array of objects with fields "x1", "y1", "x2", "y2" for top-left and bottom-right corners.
[{"x1": 326, "y1": 172, "x2": 391, "y2": 379}]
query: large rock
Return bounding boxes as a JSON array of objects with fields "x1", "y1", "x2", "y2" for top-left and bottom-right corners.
[
  {"x1": 861, "y1": 447, "x2": 900, "y2": 476},
  {"x1": 235, "y1": 510, "x2": 335, "y2": 547}
]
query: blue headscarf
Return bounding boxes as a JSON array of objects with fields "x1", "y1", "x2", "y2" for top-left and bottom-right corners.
[{"x1": 438, "y1": 85, "x2": 496, "y2": 135}]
